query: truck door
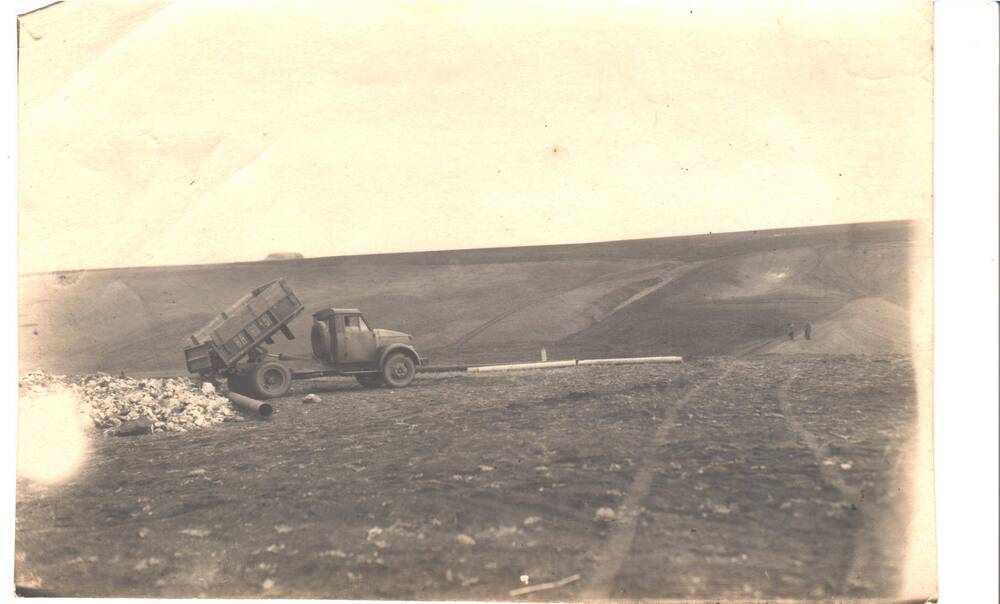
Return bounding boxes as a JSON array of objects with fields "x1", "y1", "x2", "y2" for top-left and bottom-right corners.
[{"x1": 342, "y1": 314, "x2": 377, "y2": 364}]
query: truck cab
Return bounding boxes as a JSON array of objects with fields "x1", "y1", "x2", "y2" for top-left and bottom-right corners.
[{"x1": 310, "y1": 308, "x2": 421, "y2": 388}]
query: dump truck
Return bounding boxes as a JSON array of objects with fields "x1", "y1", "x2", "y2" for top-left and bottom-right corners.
[{"x1": 184, "y1": 279, "x2": 421, "y2": 398}]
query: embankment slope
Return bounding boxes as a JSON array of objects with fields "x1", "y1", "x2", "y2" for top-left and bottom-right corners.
[{"x1": 18, "y1": 221, "x2": 925, "y2": 375}]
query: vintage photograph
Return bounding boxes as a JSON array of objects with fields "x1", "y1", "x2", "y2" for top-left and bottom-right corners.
[{"x1": 16, "y1": 1, "x2": 937, "y2": 601}]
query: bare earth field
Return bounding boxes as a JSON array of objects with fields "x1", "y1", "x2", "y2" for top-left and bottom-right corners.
[{"x1": 16, "y1": 355, "x2": 917, "y2": 600}]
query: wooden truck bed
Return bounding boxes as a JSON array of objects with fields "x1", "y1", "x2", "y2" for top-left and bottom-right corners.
[{"x1": 184, "y1": 279, "x2": 304, "y2": 376}]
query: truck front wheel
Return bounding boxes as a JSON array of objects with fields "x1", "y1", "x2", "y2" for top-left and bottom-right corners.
[
  {"x1": 381, "y1": 353, "x2": 416, "y2": 388},
  {"x1": 247, "y1": 361, "x2": 292, "y2": 399}
]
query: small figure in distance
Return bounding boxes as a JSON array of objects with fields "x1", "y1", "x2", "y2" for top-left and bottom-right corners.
[
  {"x1": 804, "y1": 322, "x2": 812, "y2": 341},
  {"x1": 786, "y1": 322, "x2": 795, "y2": 341}
]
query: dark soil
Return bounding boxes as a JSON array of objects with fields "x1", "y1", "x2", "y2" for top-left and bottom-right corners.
[{"x1": 15, "y1": 355, "x2": 917, "y2": 600}]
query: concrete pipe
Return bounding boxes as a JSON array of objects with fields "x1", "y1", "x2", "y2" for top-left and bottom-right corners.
[
  {"x1": 577, "y1": 356, "x2": 683, "y2": 366},
  {"x1": 228, "y1": 391, "x2": 274, "y2": 417},
  {"x1": 417, "y1": 365, "x2": 471, "y2": 373},
  {"x1": 467, "y1": 360, "x2": 577, "y2": 373}
]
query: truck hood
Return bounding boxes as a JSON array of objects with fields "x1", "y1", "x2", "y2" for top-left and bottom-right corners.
[{"x1": 373, "y1": 328, "x2": 412, "y2": 342}]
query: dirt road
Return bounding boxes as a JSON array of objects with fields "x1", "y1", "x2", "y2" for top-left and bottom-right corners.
[{"x1": 15, "y1": 355, "x2": 917, "y2": 599}]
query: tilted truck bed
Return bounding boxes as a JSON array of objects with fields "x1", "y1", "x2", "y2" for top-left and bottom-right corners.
[{"x1": 184, "y1": 279, "x2": 304, "y2": 376}]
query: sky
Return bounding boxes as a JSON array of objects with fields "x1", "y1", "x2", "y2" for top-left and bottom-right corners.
[{"x1": 17, "y1": 1, "x2": 933, "y2": 272}]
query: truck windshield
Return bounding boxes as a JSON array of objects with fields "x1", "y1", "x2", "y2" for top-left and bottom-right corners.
[{"x1": 345, "y1": 316, "x2": 369, "y2": 331}]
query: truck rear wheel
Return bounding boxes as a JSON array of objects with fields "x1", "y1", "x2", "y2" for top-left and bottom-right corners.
[
  {"x1": 247, "y1": 361, "x2": 292, "y2": 399},
  {"x1": 381, "y1": 352, "x2": 416, "y2": 388},
  {"x1": 355, "y1": 373, "x2": 384, "y2": 388}
]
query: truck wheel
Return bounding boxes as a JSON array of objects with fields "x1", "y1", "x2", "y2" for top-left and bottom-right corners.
[
  {"x1": 355, "y1": 373, "x2": 384, "y2": 388},
  {"x1": 248, "y1": 361, "x2": 292, "y2": 399},
  {"x1": 381, "y1": 352, "x2": 416, "y2": 388}
]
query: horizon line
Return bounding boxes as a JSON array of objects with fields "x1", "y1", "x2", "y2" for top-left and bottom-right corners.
[{"x1": 18, "y1": 217, "x2": 924, "y2": 277}]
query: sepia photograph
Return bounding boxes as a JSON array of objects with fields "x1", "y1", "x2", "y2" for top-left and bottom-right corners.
[{"x1": 12, "y1": 0, "x2": 975, "y2": 601}]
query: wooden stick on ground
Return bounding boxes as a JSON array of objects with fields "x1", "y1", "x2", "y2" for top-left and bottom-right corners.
[{"x1": 508, "y1": 573, "x2": 581, "y2": 597}]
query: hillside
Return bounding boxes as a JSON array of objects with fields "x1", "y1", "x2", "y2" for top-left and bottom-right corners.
[{"x1": 18, "y1": 221, "x2": 926, "y2": 375}]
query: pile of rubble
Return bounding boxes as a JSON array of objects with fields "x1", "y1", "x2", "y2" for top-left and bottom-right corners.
[{"x1": 19, "y1": 371, "x2": 240, "y2": 435}]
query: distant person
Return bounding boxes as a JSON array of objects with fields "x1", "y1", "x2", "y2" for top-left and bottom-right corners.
[
  {"x1": 804, "y1": 322, "x2": 812, "y2": 340},
  {"x1": 786, "y1": 322, "x2": 795, "y2": 341}
]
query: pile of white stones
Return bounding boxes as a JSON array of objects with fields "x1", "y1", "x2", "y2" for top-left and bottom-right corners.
[{"x1": 18, "y1": 371, "x2": 240, "y2": 435}]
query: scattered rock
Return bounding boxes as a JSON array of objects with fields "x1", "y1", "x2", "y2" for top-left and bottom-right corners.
[
  {"x1": 319, "y1": 549, "x2": 348, "y2": 558},
  {"x1": 595, "y1": 507, "x2": 617, "y2": 522},
  {"x1": 179, "y1": 528, "x2": 212, "y2": 537},
  {"x1": 133, "y1": 558, "x2": 161, "y2": 571},
  {"x1": 455, "y1": 534, "x2": 476, "y2": 546},
  {"x1": 302, "y1": 394, "x2": 322, "y2": 404},
  {"x1": 477, "y1": 525, "x2": 520, "y2": 539},
  {"x1": 523, "y1": 516, "x2": 542, "y2": 526},
  {"x1": 710, "y1": 502, "x2": 733, "y2": 515}
]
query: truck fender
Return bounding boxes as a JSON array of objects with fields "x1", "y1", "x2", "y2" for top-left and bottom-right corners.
[{"x1": 379, "y1": 344, "x2": 421, "y2": 368}]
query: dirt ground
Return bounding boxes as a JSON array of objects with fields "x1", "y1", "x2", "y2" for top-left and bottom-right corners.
[{"x1": 15, "y1": 355, "x2": 917, "y2": 600}]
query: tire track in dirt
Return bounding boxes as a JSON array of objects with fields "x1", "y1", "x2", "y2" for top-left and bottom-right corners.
[
  {"x1": 448, "y1": 262, "x2": 705, "y2": 352},
  {"x1": 444, "y1": 269, "x2": 635, "y2": 351},
  {"x1": 579, "y1": 368, "x2": 730, "y2": 600},
  {"x1": 733, "y1": 336, "x2": 779, "y2": 357},
  {"x1": 776, "y1": 371, "x2": 905, "y2": 596},
  {"x1": 597, "y1": 261, "x2": 709, "y2": 320},
  {"x1": 776, "y1": 373, "x2": 862, "y2": 501}
]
